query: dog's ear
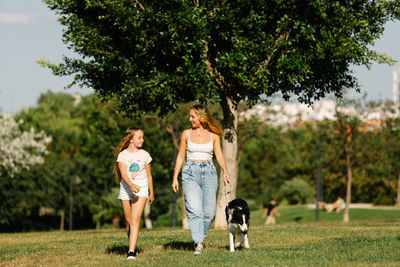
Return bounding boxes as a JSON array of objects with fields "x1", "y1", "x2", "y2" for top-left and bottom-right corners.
[
  {"x1": 244, "y1": 206, "x2": 250, "y2": 218},
  {"x1": 225, "y1": 206, "x2": 229, "y2": 221}
]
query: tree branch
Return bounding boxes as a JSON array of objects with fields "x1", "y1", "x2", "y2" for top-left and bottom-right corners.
[
  {"x1": 142, "y1": 114, "x2": 179, "y2": 150},
  {"x1": 204, "y1": 42, "x2": 230, "y2": 92},
  {"x1": 258, "y1": 30, "x2": 291, "y2": 69},
  {"x1": 135, "y1": 0, "x2": 146, "y2": 11},
  {"x1": 165, "y1": 123, "x2": 179, "y2": 150}
]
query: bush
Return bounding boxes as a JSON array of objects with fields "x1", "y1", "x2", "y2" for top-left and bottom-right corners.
[{"x1": 277, "y1": 178, "x2": 315, "y2": 204}]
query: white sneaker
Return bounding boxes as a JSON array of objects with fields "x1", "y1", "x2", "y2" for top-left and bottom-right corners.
[{"x1": 194, "y1": 245, "x2": 203, "y2": 255}]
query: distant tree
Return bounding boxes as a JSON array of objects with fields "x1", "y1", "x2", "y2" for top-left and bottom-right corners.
[
  {"x1": 42, "y1": 0, "x2": 400, "y2": 228},
  {"x1": 90, "y1": 187, "x2": 123, "y2": 229},
  {"x1": 17, "y1": 92, "x2": 91, "y2": 229},
  {"x1": 0, "y1": 114, "x2": 51, "y2": 178},
  {"x1": 372, "y1": 105, "x2": 400, "y2": 205},
  {"x1": 0, "y1": 114, "x2": 52, "y2": 230},
  {"x1": 277, "y1": 178, "x2": 315, "y2": 204},
  {"x1": 330, "y1": 103, "x2": 362, "y2": 222}
]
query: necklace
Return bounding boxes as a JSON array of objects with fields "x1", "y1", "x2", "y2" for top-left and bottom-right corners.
[{"x1": 196, "y1": 129, "x2": 204, "y2": 136}]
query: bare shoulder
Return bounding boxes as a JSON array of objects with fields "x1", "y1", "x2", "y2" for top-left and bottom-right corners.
[
  {"x1": 212, "y1": 132, "x2": 221, "y2": 143},
  {"x1": 180, "y1": 129, "x2": 189, "y2": 141}
]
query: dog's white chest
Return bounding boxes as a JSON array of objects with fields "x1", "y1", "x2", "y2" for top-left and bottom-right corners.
[{"x1": 228, "y1": 222, "x2": 241, "y2": 234}]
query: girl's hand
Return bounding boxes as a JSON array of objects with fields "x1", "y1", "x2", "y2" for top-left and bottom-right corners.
[
  {"x1": 172, "y1": 179, "x2": 179, "y2": 193},
  {"x1": 223, "y1": 172, "x2": 231, "y2": 184},
  {"x1": 130, "y1": 184, "x2": 140, "y2": 194},
  {"x1": 148, "y1": 193, "x2": 154, "y2": 205}
]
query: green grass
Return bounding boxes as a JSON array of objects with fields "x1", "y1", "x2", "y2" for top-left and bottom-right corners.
[
  {"x1": 1, "y1": 207, "x2": 400, "y2": 266},
  {"x1": 252, "y1": 206, "x2": 400, "y2": 225}
]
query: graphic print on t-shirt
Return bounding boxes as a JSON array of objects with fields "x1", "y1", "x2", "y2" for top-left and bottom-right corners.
[{"x1": 129, "y1": 162, "x2": 140, "y2": 172}]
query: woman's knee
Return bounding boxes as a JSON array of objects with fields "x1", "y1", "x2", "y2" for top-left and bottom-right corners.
[{"x1": 203, "y1": 209, "x2": 216, "y2": 220}]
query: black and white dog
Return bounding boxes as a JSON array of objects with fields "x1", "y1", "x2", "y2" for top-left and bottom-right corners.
[{"x1": 225, "y1": 199, "x2": 250, "y2": 252}]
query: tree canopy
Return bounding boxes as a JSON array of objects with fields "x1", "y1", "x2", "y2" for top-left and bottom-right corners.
[{"x1": 42, "y1": 0, "x2": 400, "y2": 115}]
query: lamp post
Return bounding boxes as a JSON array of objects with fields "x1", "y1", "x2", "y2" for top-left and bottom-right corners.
[{"x1": 69, "y1": 176, "x2": 82, "y2": 231}]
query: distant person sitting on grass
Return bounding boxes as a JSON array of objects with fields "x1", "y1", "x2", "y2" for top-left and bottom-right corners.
[
  {"x1": 319, "y1": 196, "x2": 345, "y2": 213},
  {"x1": 262, "y1": 199, "x2": 280, "y2": 225}
]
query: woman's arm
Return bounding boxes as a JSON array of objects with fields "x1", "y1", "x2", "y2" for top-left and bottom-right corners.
[
  {"x1": 118, "y1": 162, "x2": 140, "y2": 193},
  {"x1": 172, "y1": 131, "x2": 188, "y2": 193},
  {"x1": 213, "y1": 134, "x2": 231, "y2": 183},
  {"x1": 146, "y1": 164, "x2": 154, "y2": 204}
]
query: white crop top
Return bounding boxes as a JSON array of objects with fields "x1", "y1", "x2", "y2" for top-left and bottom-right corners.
[{"x1": 186, "y1": 130, "x2": 214, "y2": 161}]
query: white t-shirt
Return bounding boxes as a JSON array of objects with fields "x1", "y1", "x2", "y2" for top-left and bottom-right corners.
[{"x1": 117, "y1": 149, "x2": 152, "y2": 187}]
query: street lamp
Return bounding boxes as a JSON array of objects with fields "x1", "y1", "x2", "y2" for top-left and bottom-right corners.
[{"x1": 69, "y1": 176, "x2": 82, "y2": 231}]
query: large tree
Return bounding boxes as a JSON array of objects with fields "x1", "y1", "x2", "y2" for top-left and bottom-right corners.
[{"x1": 42, "y1": 0, "x2": 399, "y2": 228}]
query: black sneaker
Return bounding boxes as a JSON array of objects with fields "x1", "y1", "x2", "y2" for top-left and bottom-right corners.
[{"x1": 127, "y1": 251, "x2": 136, "y2": 260}]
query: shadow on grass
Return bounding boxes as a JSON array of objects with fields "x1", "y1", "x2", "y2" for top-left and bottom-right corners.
[
  {"x1": 219, "y1": 244, "x2": 247, "y2": 251},
  {"x1": 106, "y1": 244, "x2": 143, "y2": 255},
  {"x1": 294, "y1": 216, "x2": 303, "y2": 222},
  {"x1": 163, "y1": 241, "x2": 193, "y2": 251}
]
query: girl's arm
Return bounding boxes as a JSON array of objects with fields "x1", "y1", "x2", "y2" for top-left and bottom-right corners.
[
  {"x1": 172, "y1": 131, "x2": 188, "y2": 193},
  {"x1": 146, "y1": 163, "x2": 154, "y2": 204},
  {"x1": 118, "y1": 162, "x2": 140, "y2": 193},
  {"x1": 213, "y1": 134, "x2": 231, "y2": 184}
]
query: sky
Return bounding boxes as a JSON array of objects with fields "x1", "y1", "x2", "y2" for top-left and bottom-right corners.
[{"x1": 1, "y1": 1, "x2": 400, "y2": 114}]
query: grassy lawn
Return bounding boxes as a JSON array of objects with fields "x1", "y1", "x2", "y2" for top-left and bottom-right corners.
[
  {"x1": 252, "y1": 205, "x2": 400, "y2": 225},
  {"x1": 1, "y1": 207, "x2": 400, "y2": 266}
]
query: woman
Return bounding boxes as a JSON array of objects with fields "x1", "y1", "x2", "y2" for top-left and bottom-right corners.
[{"x1": 172, "y1": 104, "x2": 230, "y2": 255}]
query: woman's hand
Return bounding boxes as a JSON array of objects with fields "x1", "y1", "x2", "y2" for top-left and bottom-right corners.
[
  {"x1": 172, "y1": 179, "x2": 179, "y2": 193},
  {"x1": 148, "y1": 193, "x2": 154, "y2": 205},
  {"x1": 223, "y1": 171, "x2": 231, "y2": 184}
]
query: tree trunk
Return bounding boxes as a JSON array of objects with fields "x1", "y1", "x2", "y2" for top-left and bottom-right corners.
[
  {"x1": 214, "y1": 97, "x2": 238, "y2": 229},
  {"x1": 343, "y1": 153, "x2": 352, "y2": 222},
  {"x1": 112, "y1": 214, "x2": 121, "y2": 229},
  {"x1": 143, "y1": 203, "x2": 152, "y2": 229},
  {"x1": 60, "y1": 209, "x2": 65, "y2": 231},
  {"x1": 397, "y1": 177, "x2": 400, "y2": 207},
  {"x1": 181, "y1": 190, "x2": 189, "y2": 229}
]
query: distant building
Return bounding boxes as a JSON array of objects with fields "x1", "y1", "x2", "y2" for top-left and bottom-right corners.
[{"x1": 240, "y1": 100, "x2": 399, "y2": 129}]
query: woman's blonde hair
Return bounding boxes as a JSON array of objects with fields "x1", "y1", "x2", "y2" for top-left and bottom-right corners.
[
  {"x1": 113, "y1": 127, "x2": 141, "y2": 183},
  {"x1": 191, "y1": 104, "x2": 223, "y2": 135}
]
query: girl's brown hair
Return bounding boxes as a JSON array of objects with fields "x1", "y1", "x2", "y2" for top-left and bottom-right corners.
[
  {"x1": 191, "y1": 104, "x2": 223, "y2": 135},
  {"x1": 113, "y1": 127, "x2": 141, "y2": 182}
]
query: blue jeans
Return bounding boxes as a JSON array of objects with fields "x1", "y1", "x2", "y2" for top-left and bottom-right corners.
[{"x1": 182, "y1": 160, "x2": 218, "y2": 244}]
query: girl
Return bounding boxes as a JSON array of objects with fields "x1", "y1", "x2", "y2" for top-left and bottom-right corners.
[
  {"x1": 172, "y1": 104, "x2": 231, "y2": 254},
  {"x1": 114, "y1": 127, "x2": 154, "y2": 260}
]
